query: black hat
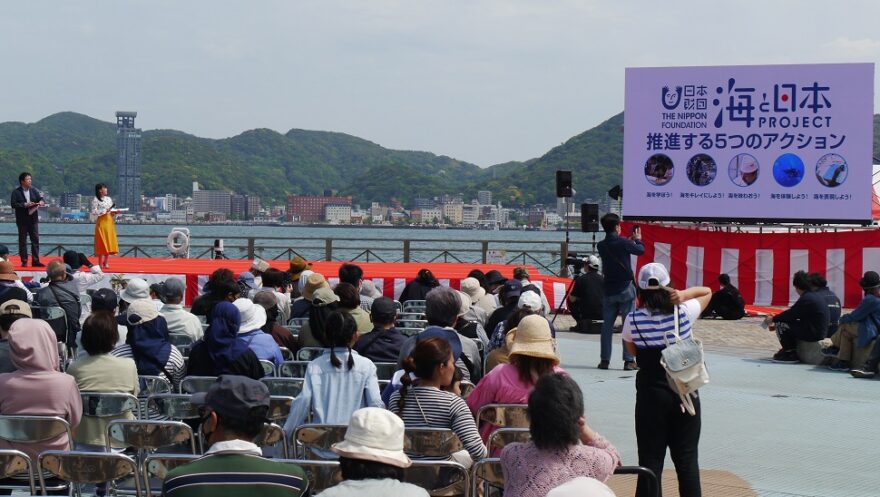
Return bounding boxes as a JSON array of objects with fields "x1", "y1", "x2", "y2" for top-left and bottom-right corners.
[
  {"x1": 92, "y1": 288, "x2": 119, "y2": 312},
  {"x1": 0, "y1": 245, "x2": 8, "y2": 258},
  {"x1": 860, "y1": 271, "x2": 880, "y2": 289},
  {"x1": 191, "y1": 375, "x2": 271, "y2": 422},
  {"x1": 485, "y1": 270, "x2": 507, "y2": 286},
  {"x1": 370, "y1": 297, "x2": 397, "y2": 321}
]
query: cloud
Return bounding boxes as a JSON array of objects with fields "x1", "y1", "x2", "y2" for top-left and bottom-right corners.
[{"x1": 822, "y1": 37, "x2": 880, "y2": 59}]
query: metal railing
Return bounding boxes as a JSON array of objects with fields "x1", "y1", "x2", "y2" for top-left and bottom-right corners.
[{"x1": 0, "y1": 231, "x2": 598, "y2": 276}]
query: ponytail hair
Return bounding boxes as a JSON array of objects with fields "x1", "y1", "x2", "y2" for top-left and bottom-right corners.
[
  {"x1": 396, "y1": 337, "x2": 452, "y2": 414},
  {"x1": 324, "y1": 311, "x2": 357, "y2": 370}
]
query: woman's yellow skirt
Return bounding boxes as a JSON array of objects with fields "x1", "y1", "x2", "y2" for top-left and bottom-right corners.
[{"x1": 95, "y1": 214, "x2": 118, "y2": 255}]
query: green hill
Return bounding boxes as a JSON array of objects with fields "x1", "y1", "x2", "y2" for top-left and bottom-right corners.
[{"x1": 0, "y1": 111, "x2": 877, "y2": 208}]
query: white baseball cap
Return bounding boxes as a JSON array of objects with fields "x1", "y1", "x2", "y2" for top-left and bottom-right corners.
[
  {"x1": 637, "y1": 262, "x2": 671, "y2": 290},
  {"x1": 586, "y1": 255, "x2": 600, "y2": 269},
  {"x1": 517, "y1": 290, "x2": 543, "y2": 312}
]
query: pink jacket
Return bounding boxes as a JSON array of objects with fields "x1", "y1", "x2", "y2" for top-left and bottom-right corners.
[
  {"x1": 466, "y1": 363, "x2": 565, "y2": 445},
  {"x1": 0, "y1": 319, "x2": 82, "y2": 461}
]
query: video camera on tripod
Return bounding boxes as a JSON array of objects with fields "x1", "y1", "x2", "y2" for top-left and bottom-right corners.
[{"x1": 565, "y1": 251, "x2": 587, "y2": 278}]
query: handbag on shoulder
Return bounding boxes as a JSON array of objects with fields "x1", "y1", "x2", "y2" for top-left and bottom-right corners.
[{"x1": 659, "y1": 306, "x2": 709, "y2": 416}]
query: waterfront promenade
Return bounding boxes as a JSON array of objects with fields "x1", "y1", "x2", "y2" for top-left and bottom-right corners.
[{"x1": 552, "y1": 314, "x2": 878, "y2": 497}]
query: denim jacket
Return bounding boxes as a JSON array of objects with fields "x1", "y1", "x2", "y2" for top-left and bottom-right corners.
[
  {"x1": 283, "y1": 348, "x2": 383, "y2": 437},
  {"x1": 839, "y1": 293, "x2": 880, "y2": 348}
]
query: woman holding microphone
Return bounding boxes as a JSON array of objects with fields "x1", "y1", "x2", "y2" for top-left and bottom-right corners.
[{"x1": 91, "y1": 183, "x2": 119, "y2": 269}]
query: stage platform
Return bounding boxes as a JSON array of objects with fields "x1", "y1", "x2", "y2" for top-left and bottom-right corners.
[{"x1": 14, "y1": 257, "x2": 572, "y2": 308}]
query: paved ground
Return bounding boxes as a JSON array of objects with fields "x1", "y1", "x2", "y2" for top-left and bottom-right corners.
[{"x1": 551, "y1": 313, "x2": 879, "y2": 497}]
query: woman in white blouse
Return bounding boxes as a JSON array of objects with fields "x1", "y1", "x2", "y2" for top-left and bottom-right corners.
[{"x1": 90, "y1": 183, "x2": 119, "y2": 269}]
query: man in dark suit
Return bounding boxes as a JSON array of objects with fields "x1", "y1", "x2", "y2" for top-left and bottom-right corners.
[{"x1": 10, "y1": 172, "x2": 45, "y2": 267}]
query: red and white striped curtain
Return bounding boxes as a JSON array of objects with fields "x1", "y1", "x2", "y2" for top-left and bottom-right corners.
[{"x1": 623, "y1": 222, "x2": 880, "y2": 308}]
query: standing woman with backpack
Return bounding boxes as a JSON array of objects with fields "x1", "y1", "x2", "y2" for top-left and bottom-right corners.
[{"x1": 622, "y1": 263, "x2": 711, "y2": 497}]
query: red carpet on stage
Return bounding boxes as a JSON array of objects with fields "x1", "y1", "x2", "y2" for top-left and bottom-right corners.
[{"x1": 14, "y1": 257, "x2": 573, "y2": 309}]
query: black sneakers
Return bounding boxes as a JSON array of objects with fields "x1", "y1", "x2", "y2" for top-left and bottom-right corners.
[
  {"x1": 827, "y1": 360, "x2": 850, "y2": 372},
  {"x1": 850, "y1": 367, "x2": 877, "y2": 379},
  {"x1": 597, "y1": 360, "x2": 610, "y2": 370},
  {"x1": 772, "y1": 349, "x2": 799, "y2": 363}
]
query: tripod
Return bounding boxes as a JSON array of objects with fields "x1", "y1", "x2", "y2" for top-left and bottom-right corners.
[{"x1": 550, "y1": 267, "x2": 581, "y2": 326}]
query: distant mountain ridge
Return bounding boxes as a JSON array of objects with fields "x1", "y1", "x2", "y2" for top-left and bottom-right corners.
[{"x1": 0, "y1": 112, "x2": 877, "y2": 208}]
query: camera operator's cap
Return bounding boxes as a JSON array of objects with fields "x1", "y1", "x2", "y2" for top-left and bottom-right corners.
[
  {"x1": 0, "y1": 299, "x2": 31, "y2": 318},
  {"x1": 502, "y1": 279, "x2": 523, "y2": 298},
  {"x1": 91, "y1": 288, "x2": 119, "y2": 312},
  {"x1": 64, "y1": 264, "x2": 76, "y2": 277},
  {"x1": 586, "y1": 255, "x2": 600, "y2": 269},
  {"x1": 237, "y1": 271, "x2": 257, "y2": 290},
  {"x1": 637, "y1": 262, "x2": 671, "y2": 290},
  {"x1": 121, "y1": 278, "x2": 150, "y2": 303},
  {"x1": 0, "y1": 261, "x2": 20, "y2": 281},
  {"x1": 287, "y1": 256, "x2": 312, "y2": 280},
  {"x1": 191, "y1": 375, "x2": 271, "y2": 424},
  {"x1": 332, "y1": 407, "x2": 412, "y2": 468},
  {"x1": 860, "y1": 271, "x2": 880, "y2": 289}
]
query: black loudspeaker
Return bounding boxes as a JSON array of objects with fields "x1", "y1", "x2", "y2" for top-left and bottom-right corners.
[
  {"x1": 581, "y1": 203, "x2": 599, "y2": 232},
  {"x1": 556, "y1": 170, "x2": 572, "y2": 198}
]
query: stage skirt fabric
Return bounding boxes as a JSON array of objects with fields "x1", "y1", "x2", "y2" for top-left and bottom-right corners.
[{"x1": 94, "y1": 213, "x2": 118, "y2": 255}]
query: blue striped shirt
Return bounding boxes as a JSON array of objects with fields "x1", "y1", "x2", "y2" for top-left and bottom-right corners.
[{"x1": 622, "y1": 300, "x2": 701, "y2": 349}]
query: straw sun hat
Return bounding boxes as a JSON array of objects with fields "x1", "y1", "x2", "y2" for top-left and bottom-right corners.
[{"x1": 508, "y1": 314, "x2": 558, "y2": 364}]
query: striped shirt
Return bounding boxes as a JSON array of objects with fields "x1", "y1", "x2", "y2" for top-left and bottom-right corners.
[
  {"x1": 163, "y1": 450, "x2": 308, "y2": 497},
  {"x1": 110, "y1": 344, "x2": 186, "y2": 390},
  {"x1": 621, "y1": 299, "x2": 701, "y2": 349},
  {"x1": 388, "y1": 386, "x2": 487, "y2": 461}
]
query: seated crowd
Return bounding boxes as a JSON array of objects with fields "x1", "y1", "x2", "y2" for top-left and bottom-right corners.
[
  {"x1": 0, "y1": 256, "x2": 627, "y2": 496},
  {"x1": 2, "y1": 244, "x2": 879, "y2": 495}
]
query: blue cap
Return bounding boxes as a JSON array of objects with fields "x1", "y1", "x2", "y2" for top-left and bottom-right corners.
[
  {"x1": 417, "y1": 326, "x2": 462, "y2": 361},
  {"x1": 238, "y1": 271, "x2": 256, "y2": 289},
  {"x1": 502, "y1": 279, "x2": 523, "y2": 298}
]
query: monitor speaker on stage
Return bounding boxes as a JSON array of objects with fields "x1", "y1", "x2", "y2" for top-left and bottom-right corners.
[
  {"x1": 556, "y1": 170, "x2": 572, "y2": 198},
  {"x1": 581, "y1": 203, "x2": 599, "y2": 232}
]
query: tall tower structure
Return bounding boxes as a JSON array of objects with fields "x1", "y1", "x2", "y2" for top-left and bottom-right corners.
[{"x1": 116, "y1": 111, "x2": 142, "y2": 212}]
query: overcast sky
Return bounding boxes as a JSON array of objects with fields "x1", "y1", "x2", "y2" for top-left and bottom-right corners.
[{"x1": 1, "y1": 1, "x2": 877, "y2": 166}]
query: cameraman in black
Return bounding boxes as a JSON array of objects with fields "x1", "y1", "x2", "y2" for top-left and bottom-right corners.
[{"x1": 568, "y1": 255, "x2": 604, "y2": 333}]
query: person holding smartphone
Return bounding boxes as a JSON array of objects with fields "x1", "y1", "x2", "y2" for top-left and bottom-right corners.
[
  {"x1": 90, "y1": 183, "x2": 119, "y2": 269},
  {"x1": 595, "y1": 213, "x2": 645, "y2": 371}
]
